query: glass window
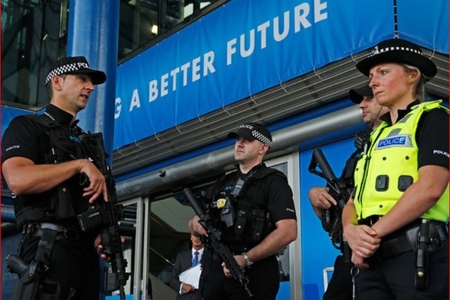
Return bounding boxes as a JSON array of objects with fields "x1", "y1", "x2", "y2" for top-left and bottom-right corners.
[
  {"x1": 2, "y1": 0, "x2": 68, "y2": 109},
  {"x1": 118, "y1": 0, "x2": 220, "y2": 61},
  {"x1": 1, "y1": 0, "x2": 221, "y2": 109}
]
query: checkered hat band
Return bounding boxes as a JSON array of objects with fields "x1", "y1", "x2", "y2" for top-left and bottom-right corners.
[
  {"x1": 45, "y1": 63, "x2": 85, "y2": 85},
  {"x1": 252, "y1": 130, "x2": 273, "y2": 147},
  {"x1": 369, "y1": 46, "x2": 423, "y2": 58}
]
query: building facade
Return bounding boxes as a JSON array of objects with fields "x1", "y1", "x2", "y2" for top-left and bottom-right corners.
[{"x1": 2, "y1": 0, "x2": 448, "y2": 299}]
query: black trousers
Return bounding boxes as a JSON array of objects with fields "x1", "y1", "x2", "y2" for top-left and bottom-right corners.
[
  {"x1": 17, "y1": 232, "x2": 100, "y2": 300},
  {"x1": 201, "y1": 250, "x2": 280, "y2": 300},
  {"x1": 355, "y1": 243, "x2": 448, "y2": 300},
  {"x1": 323, "y1": 255, "x2": 353, "y2": 300}
]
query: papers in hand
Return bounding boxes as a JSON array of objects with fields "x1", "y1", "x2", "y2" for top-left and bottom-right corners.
[{"x1": 179, "y1": 264, "x2": 202, "y2": 289}]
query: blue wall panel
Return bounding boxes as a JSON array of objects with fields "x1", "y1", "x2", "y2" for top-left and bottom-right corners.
[{"x1": 300, "y1": 138, "x2": 355, "y2": 299}]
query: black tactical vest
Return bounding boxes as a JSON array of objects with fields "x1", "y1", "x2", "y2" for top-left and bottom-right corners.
[
  {"x1": 14, "y1": 115, "x2": 87, "y2": 229},
  {"x1": 206, "y1": 164, "x2": 286, "y2": 252}
]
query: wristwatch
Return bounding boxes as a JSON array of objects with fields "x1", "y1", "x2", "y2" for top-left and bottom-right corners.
[{"x1": 242, "y1": 252, "x2": 254, "y2": 268}]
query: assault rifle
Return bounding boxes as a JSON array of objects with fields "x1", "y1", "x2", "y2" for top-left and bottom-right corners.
[
  {"x1": 308, "y1": 148, "x2": 351, "y2": 262},
  {"x1": 76, "y1": 133, "x2": 130, "y2": 300},
  {"x1": 183, "y1": 188, "x2": 254, "y2": 297}
]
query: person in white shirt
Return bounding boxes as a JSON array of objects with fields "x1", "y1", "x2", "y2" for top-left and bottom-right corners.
[{"x1": 170, "y1": 235, "x2": 204, "y2": 300}]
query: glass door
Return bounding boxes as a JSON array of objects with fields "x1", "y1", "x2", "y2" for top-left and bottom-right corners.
[{"x1": 265, "y1": 152, "x2": 302, "y2": 300}]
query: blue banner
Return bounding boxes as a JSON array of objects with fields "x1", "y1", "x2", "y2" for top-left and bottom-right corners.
[
  {"x1": 113, "y1": 0, "x2": 448, "y2": 149},
  {"x1": 397, "y1": 0, "x2": 449, "y2": 52},
  {"x1": 1, "y1": 0, "x2": 446, "y2": 149},
  {"x1": 1, "y1": 107, "x2": 34, "y2": 137}
]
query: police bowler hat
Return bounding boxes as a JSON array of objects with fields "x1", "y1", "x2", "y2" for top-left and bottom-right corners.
[
  {"x1": 45, "y1": 56, "x2": 106, "y2": 86},
  {"x1": 349, "y1": 85, "x2": 373, "y2": 104},
  {"x1": 356, "y1": 38, "x2": 437, "y2": 80},
  {"x1": 228, "y1": 122, "x2": 273, "y2": 148}
]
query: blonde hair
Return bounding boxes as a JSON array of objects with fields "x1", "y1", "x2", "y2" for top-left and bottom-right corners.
[{"x1": 402, "y1": 64, "x2": 426, "y2": 102}]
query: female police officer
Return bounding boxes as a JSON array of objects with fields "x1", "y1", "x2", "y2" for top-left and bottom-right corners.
[{"x1": 342, "y1": 38, "x2": 448, "y2": 299}]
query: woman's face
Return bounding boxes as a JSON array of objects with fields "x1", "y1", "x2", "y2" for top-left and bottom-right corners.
[{"x1": 368, "y1": 63, "x2": 415, "y2": 108}]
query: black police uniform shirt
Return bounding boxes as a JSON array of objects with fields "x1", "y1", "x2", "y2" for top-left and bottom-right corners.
[
  {"x1": 207, "y1": 163, "x2": 297, "y2": 251},
  {"x1": 2, "y1": 105, "x2": 76, "y2": 163},
  {"x1": 2, "y1": 104, "x2": 88, "y2": 226}
]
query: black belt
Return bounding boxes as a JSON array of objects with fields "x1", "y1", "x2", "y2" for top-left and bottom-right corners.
[
  {"x1": 358, "y1": 215, "x2": 383, "y2": 226},
  {"x1": 376, "y1": 220, "x2": 447, "y2": 259},
  {"x1": 23, "y1": 222, "x2": 80, "y2": 241},
  {"x1": 378, "y1": 235, "x2": 412, "y2": 258}
]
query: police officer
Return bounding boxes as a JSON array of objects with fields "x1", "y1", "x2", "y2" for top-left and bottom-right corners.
[
  {"x1": 342, "y1": 38, "x2": 448, "y2": 299},
  {"x1": 2, "y1": 56, "x2": 108, "y2": 300},
  {"x1": 189, "y1": 122, "x2": 298, "y2": 300},
  {"x1": 308, "y1": 85, "x2": 388, "y2": 300}
]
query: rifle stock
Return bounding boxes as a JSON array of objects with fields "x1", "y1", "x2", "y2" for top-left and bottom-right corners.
[{"x1": 184, "y1": 188, "x2": 253, "y2": 297}]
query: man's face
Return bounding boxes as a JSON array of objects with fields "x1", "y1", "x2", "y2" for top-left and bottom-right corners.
[
  {"x1": 359, "y1": 95, "x2": 388, "y2": 125},
  {"x1": 234, "y1": 137, "x2": 266, "y2": 164},
  {"x1": 54, "y1": 73, "x2": 95, "y2": 113},
  {"x1": 191, "y1": 235, "x2": 203, "y2": 250}
]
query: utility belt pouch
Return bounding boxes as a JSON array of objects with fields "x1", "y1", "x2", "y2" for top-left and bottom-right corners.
[
  {"x1": 403, "y1": 219, "x2": 448, "y2": 290},
  {"x1": 221, "y1": 201, "x2": 236, "y2": 228},
  {"x1": 232, "y1": 178, "x2": 245, "y2": 197},
  {"x1": 405, "y1": 220, "x2": 445, "y2": 253},
  {"x1": 251, "y1": 210, "x2": 266, "y2": 243},
  {"x1": 234, "y1": 210, "x2": 246, "y2": 236},
  {"x1": 47, "y1": 184, "x2": 76, "y2": 220}
]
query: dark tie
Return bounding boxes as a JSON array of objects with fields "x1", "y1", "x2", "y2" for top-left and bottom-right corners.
[{"x1": 192, "y1": 251, "x2": 199, "y2": 267}]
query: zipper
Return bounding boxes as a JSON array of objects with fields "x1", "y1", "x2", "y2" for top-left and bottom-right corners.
[{"x1": 356, "y1": 125, "x2": 387, "y2": 220}]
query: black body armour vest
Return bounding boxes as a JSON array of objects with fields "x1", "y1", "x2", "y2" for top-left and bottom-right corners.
[
  {"x1": 206, "y1": 164, "x2": 285, "y2": 252},
  {"x1": 14, "y1": 115, "x2": 87, "y2": 229}
]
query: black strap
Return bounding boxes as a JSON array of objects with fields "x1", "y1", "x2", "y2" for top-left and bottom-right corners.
[
  {"x1": 34, "y1": 227, "x2": 58, "y2": 265},
  {"x1": 27, "y1": 114, "x2": 85, "y2": 161}
]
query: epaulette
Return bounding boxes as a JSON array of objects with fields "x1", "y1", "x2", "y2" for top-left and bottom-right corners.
[
  {"x1": 26, "y1": 114, "x2": 60, "y2": 128},
  {"x1": 252, "y1": 167, "x2": 286, "y2": 180}
]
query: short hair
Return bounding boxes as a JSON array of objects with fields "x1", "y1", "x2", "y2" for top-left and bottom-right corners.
[{"x1": 46, "y1": 74, "x2": 67, "y2": 99}]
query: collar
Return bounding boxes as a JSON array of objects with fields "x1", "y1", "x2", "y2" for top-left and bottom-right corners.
[
  {"x1": 45, "y1": 104, "x2": 75, "y2": 126},
  {"x1": 379, "y1": 100, "x2": 421, "y2": 125},
  {"x1": 192, "y1": 248, "x2": 204, "y2": 255},
  {"x1": 238, "y1": 163, "x2": 266, "y2": 177}
]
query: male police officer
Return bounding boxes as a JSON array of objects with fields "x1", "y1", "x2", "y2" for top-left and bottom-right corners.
[
  {"x1": 189, "y1": 122, "x2": 297, "y2": 300},
  {"x1": 309, "y1": 85, "x2": 388, "y2": 300},
  {"x1": 2, "y1": 56, "x2": 108, "y2": 300}
]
